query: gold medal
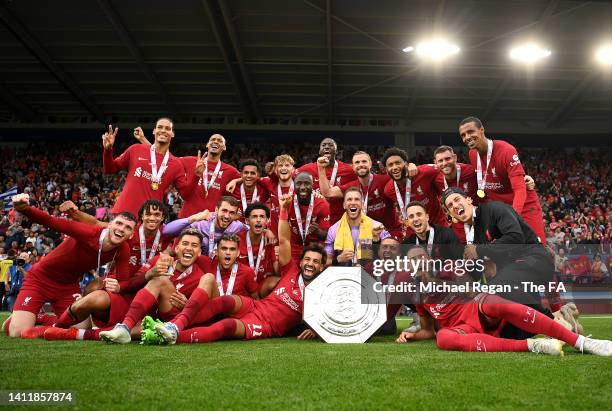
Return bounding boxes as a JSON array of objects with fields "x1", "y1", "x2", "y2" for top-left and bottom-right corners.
[
  {"x1": 476, "y1": 189, "x2": 486, "y2": 199},
  {"x1": 151, "y1": 182, "x2": 159, "y2": 191}
]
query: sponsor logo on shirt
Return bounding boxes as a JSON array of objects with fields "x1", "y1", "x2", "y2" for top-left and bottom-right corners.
[
  {"x1": 134, "y1": 167, "x2": 155, "y2": 182},
  {"x1": 129, "y1": 255, "x2": 138, "y2": 266},
  {"x1": 509, "y1": 154, "x2": 521, "y2": 167},
  {"x1": 176, "y1": 283, "x2": 184, "y2": 292}
]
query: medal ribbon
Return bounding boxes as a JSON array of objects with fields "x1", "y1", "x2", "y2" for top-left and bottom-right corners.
[
  {"x1": 139, "y1": 225, "x2": 161, "y2": 266},
  {"x1": 394, "y1": 179, "x2": 412, "y2": 220},
  {"x1": 293, "y1": 193, "x2": 314, "y2": 244},
  {"x1": 240, "y1": 184, "x2": 259, "y2": 213},
  {"x1": 150, "y1": 144, "x2": 170, "y2": 185},
  {"x1": 203, "y1": 159, "x2": 222, "y2": 194},
  {"x1": 475, "y1": 139, "x2": 493, "y2": 191},
  {"x1": 443, "y1": 166, "x2": 461, "y2": 190},
  {"x1": 416, "y1": 226, "x2": 435, "y2": 256},
  {"x1": 216, "y1": 262, "x2": 238, "y2": 296},
  {"x1": 246, "y1": 233, "x2": 265, "y2": 274}
]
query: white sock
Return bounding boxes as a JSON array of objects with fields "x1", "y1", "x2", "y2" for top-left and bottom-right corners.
[
  {"x1": 574, "y1": 335, "x2": 585, "y2": 349},
  {"x1": 77, "y1": 329, "x2": 86, "y2": 340}
]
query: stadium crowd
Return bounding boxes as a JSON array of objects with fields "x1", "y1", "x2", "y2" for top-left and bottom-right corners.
[
  {"x1": 1, "y1": 116, "x2": 611, "y2": 357},
  {"x1": 1, "y1": 140, "x2": 609, "y2": 285}
]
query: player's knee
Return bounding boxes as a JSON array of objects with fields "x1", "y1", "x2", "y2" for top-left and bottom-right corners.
[
  {"x1": 436, "y1": 329, "x2": 459, "y2": 351},
  {"x1": 198, "y1": 273, "x2": 215, "y2": 287}
]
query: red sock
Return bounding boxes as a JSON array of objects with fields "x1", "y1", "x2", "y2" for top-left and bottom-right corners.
[
  {"x1": 481, "y1": 295, "x2": 579, "y2": 346},
  {"x1": 436, "y1": 328, "x2": 528, "y2": 352},
  {"x1": 188, "y1": 295, "x2": 237, "y2": 327},
  {"x1": 54, "y1": 307, "x2": 80, "y2": 328},
  {"x1": 176, "y1": 318, "x2": 237, "y2": 344},
  {"x1": 545, "y1": 287, "x2": 563, "y2": 312},
  {"x1": 172, "y1": 288, "x2": 210, "y2": 331},
  {"x1": 123, "y1": 289, "x2": 157, "y2": 330},
  {"x1": 36, "y1": 313, "x2": 57, "y2": 326},
  {"x1": 82, "y1": 327, "x2": 105, "y2": 341}
]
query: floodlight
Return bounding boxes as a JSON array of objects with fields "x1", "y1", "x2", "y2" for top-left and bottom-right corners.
[
  {"x1": 415, "y1": 39, "x2": 460, "y2": 61},
  {"x1": 509, "y1": 43, "x2": 551, "y2": 63}
]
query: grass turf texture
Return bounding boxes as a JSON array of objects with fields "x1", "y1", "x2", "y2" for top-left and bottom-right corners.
[{"x1": 1, "y1": 315, "x2": 611, "y2": 410}]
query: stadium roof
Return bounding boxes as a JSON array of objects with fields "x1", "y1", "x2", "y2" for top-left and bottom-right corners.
[{"x1": 1, "y1": 0, "x2": 612, "y2": 134}]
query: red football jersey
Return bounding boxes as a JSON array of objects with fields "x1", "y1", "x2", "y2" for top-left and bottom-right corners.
[
  {"x1": 263, "y1": 178, "x2": 293, "y2": 237},
  {"x1": 467, "y1": 140, "x2": 540, "y2": 209},
  {"x1": 125, "y1": 224, "x2": 173, "y2": 276},
  {"x1": 288, "y1": 196, "x2": 330, "y2": 259},
  {"x1": 178, "y1": 157, "x2": 240, "y2": 217},
  {"x1": 298, "y1": 160, "x2": 357, "y2": 224},
  {"x1": 140, "y1": 255, "x2": 205, "y2": 297},
  {"x1": 199, "y1": 258, "x2": 259, "y2": 296},
  {"x1": 21, "y1": 207, "x2": 131, "y2": 289},
  {"x1": 104, "y1": 144, "x2": 188, "y2": 216},
  {"x1": 254, "y1": 261, "x2": 304, "y2": 336},
  {"x1": 237, "y1": 231, "x2": 277, "y2": 284},
  {"x1": 339, "y1": 174, "x2": 402, "y2": 237},
  {"x1": 433, "y1": 162, "x2": 478, "y2": 199},
  {"x1": 383, "y1": 164, "x2": 448, "y2": 227},
  {"x1": 226, "y1": 182, "x2": 271, "y2": 223}
]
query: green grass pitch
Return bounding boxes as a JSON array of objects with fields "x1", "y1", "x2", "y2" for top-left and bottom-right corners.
[{"x1": 1, "y1": 315, "x2": 611, "y2": 410}]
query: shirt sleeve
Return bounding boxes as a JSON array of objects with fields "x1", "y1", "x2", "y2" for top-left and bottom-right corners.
[
  {"x1": 162, "y1": 218, "x2": 192, "y2": 238},
  {"x1": 121, "y1": 255, "x2": 160, "y2": 294},
  {"x1": 103, "y1": 145, "x2": 132, "y2": 174},
  {"x1": 324, "y1": 228, "x2": 336, "y2": 256},
  {"x1": 317, "y1": 200, "x2": 331, "y2": 231},
  {"x1": 20, "y1": 206, "x2": 98, "y2": 241},
  {"x1": 475, "y1": 203, "x2": 525, "y2": 259},
  {"x1": 114, "y1": 244, "x2": 134, "y2": 293}
]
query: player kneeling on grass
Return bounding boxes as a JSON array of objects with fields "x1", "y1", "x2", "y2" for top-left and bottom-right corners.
[
  {"x1": 99, "y1": 228, "x2": 206, "y2": 343},
  {"x1": 141, "y1": 193, "x2": 325, "y2": 345},
  {"x1": 396, "y1": 246, "x2": 612, "y2": 356}
]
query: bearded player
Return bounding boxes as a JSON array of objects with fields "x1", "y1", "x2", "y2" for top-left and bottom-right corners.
[
  {"x1": 102, "y1": 119, "x2": 190, "y2": 216},
  {"x1": 396, "y1": 245, "x2": 612, "y2": 356},
  {"x1": 4, "y1": 194, "x2": 136, "y2": 338},
  {"x1": 287, "y1": 172, "x2": 330, "y2": 261},
  {"x1": 179, "y1": 134, "x2": 240, "y2": 217},
  {"x1": 318, "y1": 151, "x2": 403, "y2": 239},
  {"x1": 459, "y1": 117, "x2": 567, "y2": 316},
  {"x1": 41, "y1": 200, "x2": 210, "y2": 341},
  {"x1": 382, "y1": 147, "x2": 448, "y2": 236},
  {"x1": 141, "y1": 192, "x2": 326, "y2": 344}
]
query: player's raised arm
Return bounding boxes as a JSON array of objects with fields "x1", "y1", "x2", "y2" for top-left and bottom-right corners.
[
  {"x1": 13, "y1": 194, "x2": 99, "y2": 241},
  {"x1": 102, "y1": 124, "x2": 129, "y2": 174},
  {"x1": 133, "y1": 126, "x2": 151, "y2": 145},
  {"x1": 59, "y1": 200, "x2": 107, "y2": 228},
  {"x1": 317, "y1": 156, "x2": 343, "y2": 199},
  {"x1": 278, "y1": 194, "x2": 293, "y2": 268}
]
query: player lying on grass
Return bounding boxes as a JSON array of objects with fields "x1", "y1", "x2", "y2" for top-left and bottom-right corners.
[
  {"x1": 140, "y1": 192, "x2": 325, "y2": 344},
  {"x1": 98, "y1": 230, "x2": 259, "y2": 343},
  {"x1": 4, "y1": 194, "x2": 136, "y2": 338},
  {"x1": 396, "y1": 245, "x2": 612, "y2": 356}
]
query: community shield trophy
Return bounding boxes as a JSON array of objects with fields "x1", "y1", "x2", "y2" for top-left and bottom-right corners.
[{"x1": 303, "y1": 266, "x2": 387, "y2": 343}]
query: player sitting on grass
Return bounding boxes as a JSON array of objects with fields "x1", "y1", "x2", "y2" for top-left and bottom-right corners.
[
  {"x1": 98, "y1": 228, "x2": 206, "y2": 343},
  {"x1": 140, "y1": 192, "x2": 325, "y2": 344},
  {"x1": 396, "y1": 245, "x2": 612, "y2": 356}
]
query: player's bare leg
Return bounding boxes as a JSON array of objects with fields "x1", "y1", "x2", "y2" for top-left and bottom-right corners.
[
  {"x1": 7, "y1": 310, "x2": 36, "y2": 338},
  {"x1": 152, "y1": 292, "x2": 244, "y2": 344},
  {"x1": 53, "y1": 290, "x2": 111, "y2": 328},
  {"x1": 100, "y1": 276, "x2": 174, "y2": 344}
]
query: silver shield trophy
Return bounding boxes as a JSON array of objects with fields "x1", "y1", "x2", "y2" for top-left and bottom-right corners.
[{"x1": 303, "y1": 266, "x2": 387, "y2": 343}]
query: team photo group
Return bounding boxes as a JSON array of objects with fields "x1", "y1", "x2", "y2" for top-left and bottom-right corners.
[{"x1": 4, "y1": 115, "x2": 612, "y2": 357}]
